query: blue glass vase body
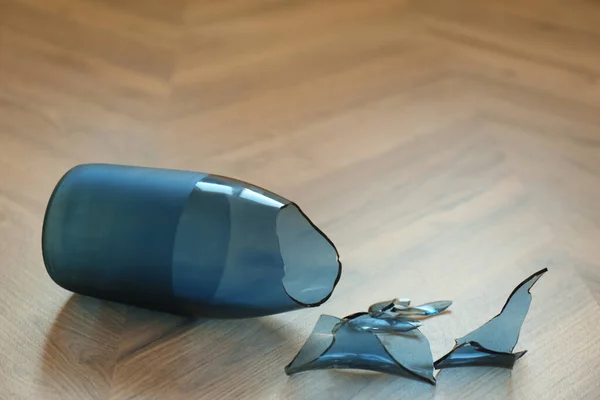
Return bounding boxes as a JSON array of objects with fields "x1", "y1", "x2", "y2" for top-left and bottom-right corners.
[{"x1": 42, "y1": 164, "x2": 341, "y2": 318}]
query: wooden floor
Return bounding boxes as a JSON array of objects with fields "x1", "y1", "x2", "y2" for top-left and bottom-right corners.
[{"x1": 1, "y1": 0, "x2": 600, "y2": 399}]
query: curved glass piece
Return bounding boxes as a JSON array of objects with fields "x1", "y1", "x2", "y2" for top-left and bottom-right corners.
[
  {"x1": 368, "y1": 298, "x2": 411, "y2": 313},
  {"x1": 285, "y1": 299, "x2": 450, "y2": 384},
  {"x1": 347, "y1": 312, "x2": 422, "y2": 333},
  {"x1": 435, "y1": 268, "x2": 547, "y2": 369},
  {"x1": 391, "y1": 300, "x2": 452, "y2": 317},
  {"x1": 368, "y1": 299, "x2": 452, "y2": 318},
  {"x1": 285, "y1": 314, "x2": 436, "y2": 383},
  {"x1": 375, "y1": 329, "x2": 435, "y2": 383},
  {"x1": 285, "y1": 314, "x2": 339, "y2": 371},
  {"x1": 42, "y1": 164, "x2": 341, "y2": 318},
  {"x1": 435, "y1": 342, "x2": 526, "y2": 369}
]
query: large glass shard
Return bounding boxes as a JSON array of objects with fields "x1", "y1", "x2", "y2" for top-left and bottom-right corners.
[
  {"x1": 42, "y1": 164, "x2": 342, "y2": 318},
  {"x1": 435, "y1": 268, "x2": 547, "y2": 369},
  {"x1": 285, "y1": 298, "x2": 451, "y2": 384}
]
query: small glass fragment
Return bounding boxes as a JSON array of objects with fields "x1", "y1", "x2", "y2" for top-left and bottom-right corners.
[
  {"x1": 285, "y1": 298, "x2": 452, "y2": 384},
  {"x1": 391, "y1": 300, "x2": 453, "y2": 317},
  {"x1": 346, "y1": 312, "x2": 422, "y2": 333},
  {"x1": 435, "y1": 268, "x2": 547, "y2": 369},
  {"x1": 368, "y1": 298, "x2": 452, "y2": 317},
  {"x1": 368, "y1": 299, "x2": 398, "y2": 313}
]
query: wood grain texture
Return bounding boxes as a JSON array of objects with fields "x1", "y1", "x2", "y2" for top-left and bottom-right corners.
[{"x1": 1, "y1": 0, "x2": 599, "y2": 399}]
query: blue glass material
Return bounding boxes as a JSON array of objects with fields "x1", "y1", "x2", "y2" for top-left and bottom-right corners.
[
  {"x1": 285, "y1": 298, "x2": 451, "y2": 384},
  {"x1": 287, "y1": 269, "x2": 547, "y2": 381},
  {"x1": 435, "y1": 268, "x2": 547, "y2": 369},
  {"x1": 42, "y1": 164, "x2": 341, "y2": 318},
  {"x1": 347, "y1": 312, "x2": 422, "y2": 333},
  {"x1": 368, "y1": 299, "x2": 452, "y2": 317},
  {"x1": 285, "y1": 314, "x2": 436, "y2": 384}
]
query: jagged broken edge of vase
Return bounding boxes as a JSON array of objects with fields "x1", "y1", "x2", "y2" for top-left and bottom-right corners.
[
  {"x1": 434, "y1": 268, "x2": 548, "y2": 369},
  {"x1": 177, "y1": 174, "x2": 343, "y2": 317},
  {"x1": 276, "y1": 201, "x2": 343, "y2": 308}
]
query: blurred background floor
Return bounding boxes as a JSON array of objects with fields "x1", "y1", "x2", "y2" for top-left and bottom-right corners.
[{"x1": 1, "y1": 0, "x2": 599, "y2": 399}]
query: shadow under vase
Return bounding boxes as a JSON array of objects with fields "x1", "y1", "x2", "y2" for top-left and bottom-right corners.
[{"x1": 40, "y1": 294, "x2": 292, "y2": 399}]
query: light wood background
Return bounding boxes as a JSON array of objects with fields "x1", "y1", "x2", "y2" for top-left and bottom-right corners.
[{"x1": 1, "y1": 0, "x2": 600, "y2": 399}]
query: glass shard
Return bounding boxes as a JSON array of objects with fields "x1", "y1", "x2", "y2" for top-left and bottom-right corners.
[
  {"x1": 391, "y1": 300, "x2": 453, "y2": 317},
  {"x1": 346, "y1": 312, "x2": 422, "y2": 333},
  {"x1": 435, "y1": 268, "x2": 547, "y2": 369},
  {"x1": 368, "y1": 299, "x2": 399, "y2": 313},
  {"x1": 368, "y1": 299, "x2": 452, "y2": 318},
  {"x1": 376, "y1": 329, "x2": 436, "y2": 383},
  {"x1": 435, "y1": 342, "x2": 527, "y2": 369},
  {"x1": 286, "y1": 298, "x2": 451, "y2": 384},
  {"x1": 285, "y1": 314, "x2": 339, "y2": 371}
]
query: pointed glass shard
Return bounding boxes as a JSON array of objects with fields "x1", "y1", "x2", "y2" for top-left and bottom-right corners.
[
  {"x1": 435, "y1": 342, "x2": 527, "y2": 369},
  {"x1": 435, "y1": 268, "x2": 547, "y2": 369},
  {"x1": 376, "y1": 329, "x2": 436, "y2": 383},
  {"x1": 285, "y1": 314, "x2": 339, "y2": 372}
]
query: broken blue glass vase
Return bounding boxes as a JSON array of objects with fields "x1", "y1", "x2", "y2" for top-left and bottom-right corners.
[{"x1": 42, "y1": 164, "x2": 342, "y2": 318}]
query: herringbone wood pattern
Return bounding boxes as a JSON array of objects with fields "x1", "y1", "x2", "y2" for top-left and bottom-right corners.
[{"x1": 1, "y1": 1, "x2": 599, "y2": 399}]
